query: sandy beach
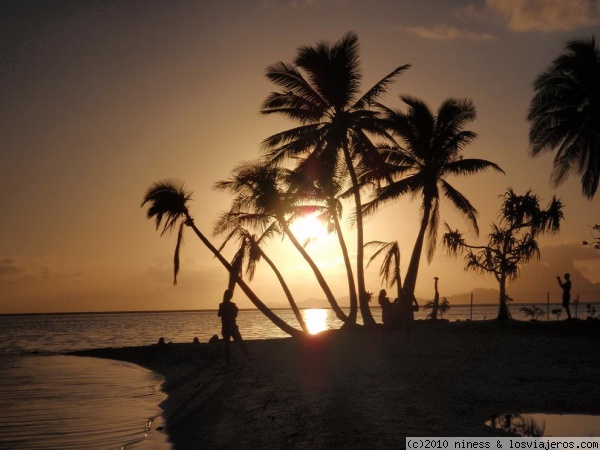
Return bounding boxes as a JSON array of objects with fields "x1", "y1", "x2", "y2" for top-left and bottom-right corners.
[{"x1": 72, "y1": 320, "x2": 600, "y2": 448}]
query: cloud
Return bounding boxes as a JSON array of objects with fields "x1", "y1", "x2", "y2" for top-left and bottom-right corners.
[
  {"x1": 461, "y1": 0, "x2": 600, "y2": 32},
  {"x1": 0, "y1": 257, "x2": 50, "y2": 284},
  {"x1": 404, "y1": 24, "x2": 494, "y2": 41}
]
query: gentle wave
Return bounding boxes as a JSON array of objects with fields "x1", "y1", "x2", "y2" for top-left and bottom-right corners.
[{"x1": 0, "y1": 354, "x2": 168, "y2": 449}]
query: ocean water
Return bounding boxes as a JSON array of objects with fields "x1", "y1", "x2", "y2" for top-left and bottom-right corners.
[{"x1": 0, "y1": 304, "x2": 571, "y2": 448}]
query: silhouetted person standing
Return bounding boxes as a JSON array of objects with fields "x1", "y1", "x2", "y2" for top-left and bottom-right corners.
[
  {"x1": 217, "y1": 289, "x2": 250, "y2": 364},
  {"x1": 557, "y1": 273, "x2": 572, "y2": 320},
  {"x1": 378, "y1": 289, "x2": 393, "y2": 341}
]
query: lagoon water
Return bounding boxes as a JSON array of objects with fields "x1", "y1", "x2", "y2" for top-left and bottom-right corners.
[{"x1": 0, "y1": 304, "x2": 568, "y2": 448}]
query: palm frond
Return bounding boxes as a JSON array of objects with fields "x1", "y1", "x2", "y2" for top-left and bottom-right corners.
[
  {"x1": 355, "y1": 64, "x2": 411, "y2": 109},
  {"x1": 295, "y1": 31, "x2": 361, "y2": 109},
  {"x1": 528, "y1": 36, "x2": 600, "y2": 199},
  {"x1": 439, "y1": 179, "x2": 479, "y2": 235}
]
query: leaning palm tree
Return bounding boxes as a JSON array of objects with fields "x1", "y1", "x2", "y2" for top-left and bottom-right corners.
[
  {"x1": 141, "y1": 179, "x2": 302, "y2": 337},
  {"x1": 528, "y1": 36, "x2": 600, "y2": 200},
  {"x1": 364, "y1": 96, "x2": 504, "y2": 303},
  {"x1": 287, "y1": 159, "x2": 360, "y2": 324},
  {"x1": 214, "y1": 161, "x2": 348, "y2": 323},
  {"x1": 261, "y1": 31, "x2": 410, "y2": 327},
  {"x1": 216, "y1": 221, "x2": 309, "y2": 332}
]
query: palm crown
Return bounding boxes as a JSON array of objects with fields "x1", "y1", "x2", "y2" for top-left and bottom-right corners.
[
  {"x1": 364, "y1": 96, "x2": 504, "y2": 296},
  {"x1": 528, "y1": 36, "x2": 600, "y2": 199},
  {"x1": 142, "y1": 179, "x2": 193, "y2": 284}
]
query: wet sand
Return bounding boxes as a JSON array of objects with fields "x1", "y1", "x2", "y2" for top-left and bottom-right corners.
[{"x1": 71, "y1": 320, "x2": 600, "y2": 448}]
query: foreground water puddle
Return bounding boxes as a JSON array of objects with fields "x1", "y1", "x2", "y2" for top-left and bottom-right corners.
[{"x1": 487, "y1": 414, "x2": 600, "y2": 437}]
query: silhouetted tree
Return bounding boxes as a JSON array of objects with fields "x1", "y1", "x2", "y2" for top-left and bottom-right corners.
[
  {"x1": 141, "y1": 179, "x2": 302, "y2": 336},
  {"x1": 261, "y1": 31, "x2": 410, "y2": 327},
  {"x1": 214, "y1": 161, "x2": 348, "y2": 322},
  {"x1": 528, "y1": 36, "x2": 600, "y2": 199},
  {"x1": 287, "y1": 161, "x2": 360, "y2": 324},
  {"x1": 442, "y1": 188, "x2": 564, "y2": 320},
  {"x1": 364, "y1": 96, "x2": 504, "y2": 307},
  {"x1": 424, "y1": 296, "x2": 450, "y2": 320}
]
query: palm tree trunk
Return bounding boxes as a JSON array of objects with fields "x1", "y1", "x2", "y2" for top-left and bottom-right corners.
[
  {"x1": 402, "y1": 200, "x2": 432, "y2": 296},
  {"x1": 341, "y1": 141, "x2": 376, "y2": 327},
  {"x1": 258, "y1": 246, "x2": 309, "y2": 332},
  {"x1": 395, "y1": 262, "x2": 402, "y2": 300},
  {"x1": 185, "y1": 218, "x2": 303, "y2": 337},
  {"x1": 281, "y1": 220, "x2": 349, "y2": 323},
  {"x1": 332, "y1": 209, "x2": 358, "y2": 324}
]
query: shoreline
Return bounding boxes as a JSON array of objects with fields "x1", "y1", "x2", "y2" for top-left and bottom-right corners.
[{"x1": 71, "y1": 320, "x2": 600, "y2": 448}]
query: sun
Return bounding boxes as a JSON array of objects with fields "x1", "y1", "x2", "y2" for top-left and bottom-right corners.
[
  {"x1": 290, "y1": 214, "x2": 329, "y2": 244},
  {"x1": 303, "y1": 308, "x2": 328, "y2": 334}
]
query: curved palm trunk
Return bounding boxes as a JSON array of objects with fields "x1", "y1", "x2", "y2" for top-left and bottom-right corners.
[
  {"x1": 402, "y1": 200, "x2": 432, "y2": 297},
  {"x1": 342, "y1": 142, "x2": 376, "y2": 327},
  {"x1": 257, "y1": 245, "x2": 308, "y2": 332},
  {"x1": 185, "y1": 217, "x2": 303, "y2": 337},
  {"x1": 332, "y1": 210, "x2": 358, "y2": 324},
  {"x1": 281, "y1": 220, "x2": 348, "y2": 323}
]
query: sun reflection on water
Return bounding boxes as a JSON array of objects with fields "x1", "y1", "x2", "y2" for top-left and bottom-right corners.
[{"x1": 303, "y1": 309, "x2": 328, "y2": 334}]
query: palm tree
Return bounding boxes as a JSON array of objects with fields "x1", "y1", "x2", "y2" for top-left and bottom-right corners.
[
  {"x1": 365, "y1": 240, "x2": 402, "y2": 301},
  {"x1": 261, "y1": 31, "x2": 410, "y2": 327},
  {"x1": 141, "y1": 179, "x2": 302, "y2": 337},
  {"x1": 287, "y1": 160, "x2": 360, "y2": 324},
  {"x1": 214, "y1": 161, "x2": 348, "y2": 322},
  {"x1": 364, "y1": 96, "x2": 504, "y2": 304},
  {"x1": 528, "y1": 36, "x2": 600, "y2": 199},
  {"x1": 424, "y1": 296, "x2": 450, "y2": 319},
  {"x1": 216, "y1": 221, "x2": 309, "y2": 332}
]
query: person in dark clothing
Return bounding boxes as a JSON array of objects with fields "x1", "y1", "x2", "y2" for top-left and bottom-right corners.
[
  {"x1": 557, "y1": 273, "x2": 572, "y2": 320},
  {"x1": 217, "y1": 289, "x2": 250, "y2": 364},
  {"x1": 378, "y1": 289, "x2": 393, "y2": 341}
]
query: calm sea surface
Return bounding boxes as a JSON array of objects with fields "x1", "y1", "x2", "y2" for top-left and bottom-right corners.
[{"x1": 0, "y1": 304, "x2": 571, "y2": 448}]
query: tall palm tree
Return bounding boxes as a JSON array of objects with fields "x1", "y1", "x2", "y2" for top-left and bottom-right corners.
[
  {"x1": 365, "y1": 240, "x2": 402, "y2": 301},
  {"x1": 214, "y1": 161, "x2": 348, "y2": 322},
  {"x1": 141, "y1": 179, "x2": 302, "y2": 337},
  {"x1": 528, "y1": 36, "x2": 600, "y2": 199},
  {"x1": 216, "y1": 221, "x2": 309, "y2": 332},
  {"x1": 364, "y1": 96, "x2": 504, "y2": 302},
  {"x1": 261, "y1": 31, "x2": 410, "y2": 327}
]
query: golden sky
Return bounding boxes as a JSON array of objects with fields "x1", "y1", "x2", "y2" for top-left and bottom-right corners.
[{"x1": 1, "y1": 0, "x2": 599, "y2": 314}]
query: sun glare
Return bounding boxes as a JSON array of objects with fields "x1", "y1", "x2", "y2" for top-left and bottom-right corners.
[
  {"x1": 303, "y1": 308, "x2": 328, "y2": 334},
  {"x1": 290, "y1": 214, "x2": 329, "y2": 244}
]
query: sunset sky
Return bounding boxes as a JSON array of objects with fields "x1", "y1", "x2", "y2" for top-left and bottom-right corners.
[{"x1": 2, "y1": 0, "x2": 600, "y2": 314}]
